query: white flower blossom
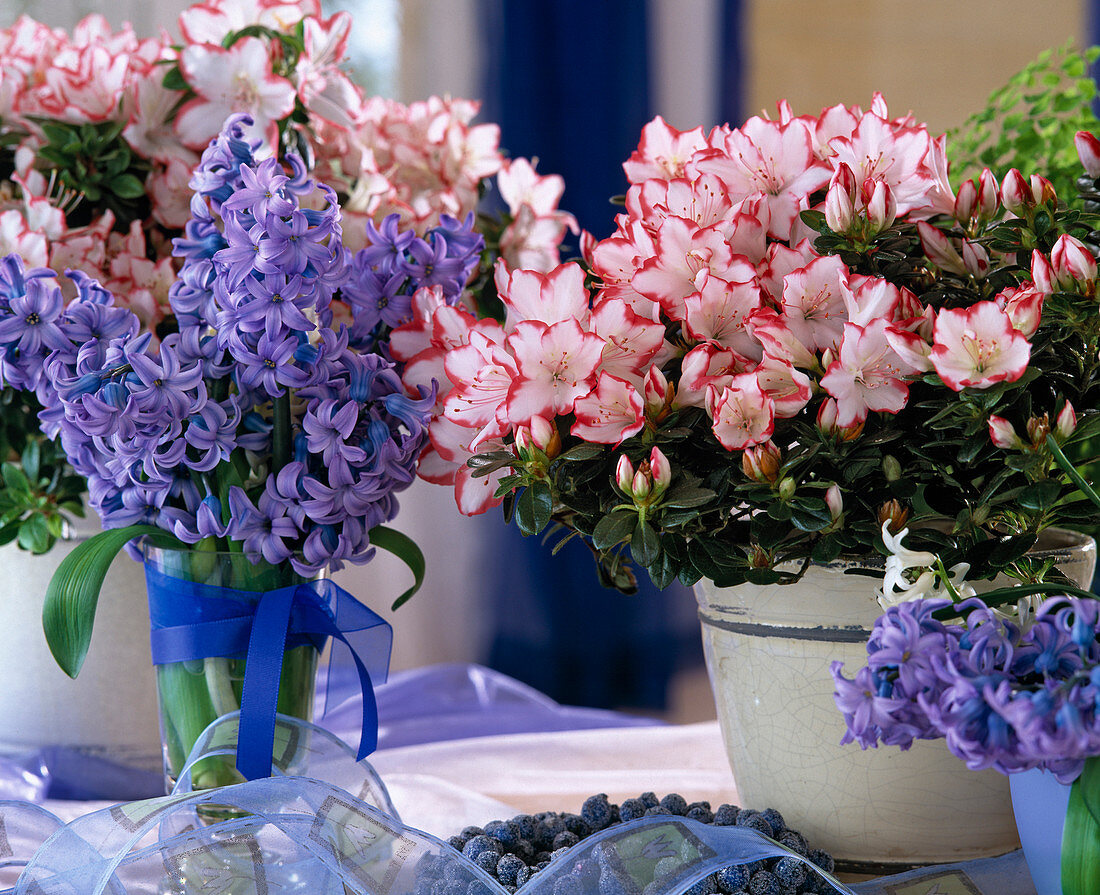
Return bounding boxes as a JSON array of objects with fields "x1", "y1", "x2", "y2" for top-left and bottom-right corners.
[{"x1": 877, "y1": 521, "x2": 976, "y2": 608}]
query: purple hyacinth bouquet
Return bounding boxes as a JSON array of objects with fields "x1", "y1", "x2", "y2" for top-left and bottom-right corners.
[
  {"x1": 833, "y1": 566, "x2": 1100, "y2": 889},
  {"x1": 0, "y1": 114, "x2": 486, "y2": 784}
]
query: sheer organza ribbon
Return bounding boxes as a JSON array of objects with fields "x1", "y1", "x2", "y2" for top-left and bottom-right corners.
[
  {"x1": 146, "y1": 565, "x2": 392, "y2": 778},
  {"x1": 0, "y1": 714, "x2": 855, "y2": 895}
]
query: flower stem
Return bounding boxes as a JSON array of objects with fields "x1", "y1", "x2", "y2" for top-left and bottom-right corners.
[
  {"x1": 273, "y1": 391, "x2": 291, "y2": 476},
  {"x1": 203, "y1": 656, "x2": 239, "y2": 719},
  {"x1": 1048, "y1": 434, "x2": 1100, "y2": 510}
]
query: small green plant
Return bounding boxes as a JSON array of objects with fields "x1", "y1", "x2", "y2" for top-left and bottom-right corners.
[{"x1": 949, "y1": 42, "x2": 1100, "y2": 200}]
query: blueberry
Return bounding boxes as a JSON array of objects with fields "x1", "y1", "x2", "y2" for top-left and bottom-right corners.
[
  {"x1": 638, "y1": 792, "x2": 659, "y2": 809},
  {"x1": 475, "y1": 850, "x2": 499, "y2": 875},
  {"x1": 747, "y1": 870, "x2": 782, "y2": 895},
  {"x1": 535, "y1": 816, "x2": 567, "y2": 849},
  {"x1": 683, "y1": 873, "x2": 717, "y2": 895},
  {"x1": 807, "y1": 849, "x2": 834, "y2": 874},
  {"x1": 777, "y1": 831, "x2": 807, "y2": 857},
  {"x1": 515, "y1": 866, "x2": 533, "y2": 887},
  {"x1": 553, "y1": 876, "x2": 584, "y2": 895},
  {"x1": 512, "y1": 840, "x2": 535, "y2": 862},
  {"x1": 495, "y1": 854, "x2": 526, "y2": 886},
  {"x1": 618, "y1": 798, "x2": 648, "y2": 822},
  {"x1": 685, "y1": 802, "x2": 714, "y2": 824},
  {"x1": 715, "y1": 864, "x2": 751, "y2": 893},
  {"x1": 447, "y1": 835, "x2": 466, "y2": 852},
  {"x1": 553, "y1": 831, "x2": 580, "y2": 851},
  {"x1": 485, "y1": 820, "x2": 521, "y2": 850},
  {"x1": 535, "y1": 852, "x2": 553, "y2": 865},
  {"x1": 598, "y1": 865, "x2": 638, "y2": 895},
  {"x1": 462, "y1": 835, "x2": 503, "y2": 861},
  {"x1": 712, "y1": 804, "x2": 740, "y2": 826},
  {"x1": 467, "y1": 883, "x2": 495, "y2": 895},
  {"x1": 734, "y1": 813, "x2": 772, "y2": 838},
  {"x1": 444, "y1": 863, "x2": 469, "y2": 883},
  {"x1": 581, "y1": 794, "x2": 616, "y2": 830},
  {"x1": 430, "y1": 881, "x2": 450, "y2": 895},
  {"x1": 413, "y1": 879, "x2": 435, "y2": 895},
  {"x1": 512, "y1": 814, "x2": 538, "y2": 840},
  {"x1": 645, "y1": 805, "x2": 670, "y2": 816},
  {"x1": 659, "y1": 793, "x2": 688, "y2": 815},
  {"x1": 771, "y1": 857, "x2": 806, "y2": 890},
  {"x1": 461, "y1": 826, "x2": 486, "y2": 839},
  {"x1": 759, "y1": 809, "x2": 786, "y2": 837},
  {"x1": 562, "y1": 813, "x2": 591, "y2": 837}
]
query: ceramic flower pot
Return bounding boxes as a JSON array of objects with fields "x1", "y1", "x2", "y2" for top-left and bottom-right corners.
[
  {"x1": 144, "y1": 545, "x2": 323, "y2": 792},
  {"x1": 0, "y1": 514, "x2": 161, "y2": 772},
  {"x1": 694, "y1": 528, "x2": 1096, "y2": 872}
]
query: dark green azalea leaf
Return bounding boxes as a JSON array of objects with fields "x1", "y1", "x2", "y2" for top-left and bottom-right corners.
[
  {"x1": 515, "y1": 481, "x2": 552, "y2": 536},
  {"x1": 630, "y1": 518, "x2": 660, "y2": 567},
  {"x1": 592, "y1": 509, "x2": 636, "y2": 551},
  {"x1": 1017, "y1": 479, "x2": 1064, "y2": 511},
  {"x1": 659, "y1": 484, "x2": 715, "y2": 510},
  {"x1": 559, "y1": 443, "x2": 606, "y2": 462},
  {"x1": 370, "y1": 525, "x2": 425, "y2": 610},
  {"x1": 44, "y1": 524, "x2": 183, "y2": 678}
]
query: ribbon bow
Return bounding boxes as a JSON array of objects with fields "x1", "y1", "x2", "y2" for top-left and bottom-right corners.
[{"x1": 145, "y1": 565, "x2": 391, "y2": 781}]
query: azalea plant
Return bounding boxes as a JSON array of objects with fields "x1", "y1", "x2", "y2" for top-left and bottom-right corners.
[
  {"x1": 391, "y1": 96, "x2": 1100, "y2": 594},
  {"x1": 831, "y1": 531, "x2": 1100, "y2": 893},
  {"x1": 0, "y1": 0, "x2": 574, "y2": 554}
]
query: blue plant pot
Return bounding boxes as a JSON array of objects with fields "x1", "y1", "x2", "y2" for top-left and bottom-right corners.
[{"x1": 1010, "y1": 768, "x2": 1071, "y2": 895}]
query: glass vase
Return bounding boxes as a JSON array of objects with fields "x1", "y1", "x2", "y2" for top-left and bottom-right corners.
[{"x1": 143, "y1": 544, "x2": 323, "y2": 792}]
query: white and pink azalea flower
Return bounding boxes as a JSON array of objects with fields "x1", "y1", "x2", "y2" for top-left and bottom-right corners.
[
  {"x1": 929, "y1": 302, "x2": 1030, "y2": 391},
  {"x1": 706, "y1": 375, "x2": 776, "y2": 450},
  {"x1": 571, "y1": 373, "x2": 646, "y2": 445},
  {"x1": 819, "y1": 319, "x2": 914, "y2": 426}
]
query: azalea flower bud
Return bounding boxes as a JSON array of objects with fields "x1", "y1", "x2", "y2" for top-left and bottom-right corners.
[
  {"x1": 1001, "y1": 168, "x2": 1030, "y2": 216},
  {"x1": 862, "y1": 178, "x2": 896, "y2": 236},
  {"x1": 778, "y1": 477, "x2": 796, "y2": 501},
  {"x1": 643, "y1": 365, "x2": 673, "y2": 422},
  {"x1": 916, "y1": 221, "x2": 967, "y2": 276},
  {"x1": 1029, "y1": 174, "x2": 1057, "y2": 207},
  {"x1": 515, "y1": 415, "x2": 561, "y2": 461},
  {"x1": 988, "y1": 415, "x2": 1024, "y2": 450},
  {"x1": 615, "y1": 454, "x2": 635, "y2": 493},
  {"x1": 824, "y1": 180, "x2": 856, "y2": 235},
  {"x1": 1026, "y1": 413, "x2": 1051, "y2": 446},
  {"x1": 816, "y1": 397, "x2": 864, "y2": 442},
  {"x1": 977, "y1": 169, "x2": 1000, "y2": 221},
  {"x1": 1031, "y1": 250, "x2": 1055, "y2": 294},
  {"x1": 1050, "y1": 234, "x2": 1098, "y2": 294},
  {"x1": 742, "y1": 440, "x2": 781, "y2": 483},
  {"x1": 632, "y1": 469, "x2": 652, "y2": 500},
  {"x1": 748, "y1": 543, "x2": 773, "y2": 569},
  {"x1": 961, "y1": 240, "x2": 990, "y2": 279},
  {"x1": 648, "y1": 446, "x2": 672, "y2": 498},
  {"x1": 882, "y1": 455, "x2": 902, "y2": 482},
  {"x1": 1056, "y1": 401, "x2": 1077, "y2": 439},
  {"x1": 825, "y1": 484, "x2": 843, "y2": 521},
  {"x1": 1075, "y1": 131, "x2": 1100, "y2": 179},
  {"x1": 954, "y1": 179, "x2": 978, "y2": 229},
  {"x1": 877, "y1": 499, "x2": 909, "y2": 534}
]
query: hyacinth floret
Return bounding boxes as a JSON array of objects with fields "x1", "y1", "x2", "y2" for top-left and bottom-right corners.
[
  {"x1": 341, "y1": 211, "x2": 484, "y2": 346},
  {"x1": 834, "y1": 595, "x2": 1100, "y2": 783}
]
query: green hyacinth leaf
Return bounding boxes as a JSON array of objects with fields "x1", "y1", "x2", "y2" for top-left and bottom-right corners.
[
  {"x1": 43, "y1": 524, "x2": 182, "y2": 678},
  {"x1": 1063, "y1": 757, "x2": 1100, "y2": 895},
  {"x1": 371, "y1": 525, "x2": 425, "y2": 610}
]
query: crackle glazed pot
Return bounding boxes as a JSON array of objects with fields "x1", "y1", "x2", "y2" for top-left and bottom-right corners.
[
  {"x1": 0, "y1": 514, "x2": 161, "y2": 772},
  {"x1": 693, "y1": 528, "x2": 1096, "y2": 873}
]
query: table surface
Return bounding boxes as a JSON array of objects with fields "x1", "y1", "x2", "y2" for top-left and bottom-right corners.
[{"x1": 0, "y1": 663, "x2": 1041, "y2": 895}]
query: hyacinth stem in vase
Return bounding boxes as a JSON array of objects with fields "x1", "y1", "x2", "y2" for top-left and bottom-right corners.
[{"x1": 145, "y1": 543, "x2": 324, "y2": 791}]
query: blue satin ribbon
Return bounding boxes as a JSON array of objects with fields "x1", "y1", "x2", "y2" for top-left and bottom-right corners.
[{"x1": 145, "y1": 564, "x2": 392, "y2": 781}]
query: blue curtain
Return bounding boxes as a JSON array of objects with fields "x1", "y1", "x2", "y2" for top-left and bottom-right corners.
[{"x1": 476, "y1": 0, "x2": 743, "y2": 710}]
